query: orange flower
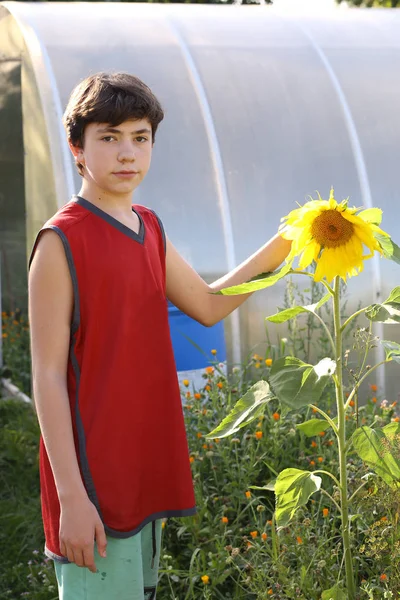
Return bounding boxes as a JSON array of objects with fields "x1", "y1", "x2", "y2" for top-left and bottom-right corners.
[
  {"x1": 327, "y1": 440, "x2": 334, "y2": 446},
  {"x1": 217, "y1": 382, "x2": 223, "y2": 389},
  {"x1": 265, "y1": 358, "x2": 273, "y2": 367},
  {"x1": 318, "y1": 457, "x2": 323, "y2": 463},
  {"x1": 250, "y1": 531, "x2": 258, "y2": 539},
  {"x1": 185, "y1": 391, "x2": 191, "y2": 399},
  {"x1": 391, "y1": 401, "x2": 398, "y2": 407},
  {"x1": 214, "y1": 438, "x2": 220, "y2": 443},
  {"x1": 372, "y1": 397, "x2": 377, "y2": 403},
  {"x1": 312, "y1": 407, "x2": 318, "y2": 413},
  {"x1": 380, "y1": 574, "x2": 387, "y2": 581},
  {"x1": 311, "y1": 441, "x2": 317, "y2": 448},
  {"x1": 205, "y1": 366, "x2": 214, "y2": 375},
  {"x1": 221, "y1": 516, "x2": 229, "y2": 524},
  {"x1": 201, "y1": 575, "x2": 210, "y2": 585},
  {"x1": 185, "y1": 404, "x2": 192, "y2": 409},
  {"x1": 245, "y1": 491, "x2": 251, "y2": 499},
  {"x1": 261, "y1": 532, "x2": 268, "y2": 541},
  {"x1": 202, "y1": 408, "x2": 207, "y2": 415},
  {"x1": 189, "y1": 456, "x2": 195, "y2": 463},
  {"x1": 322, "y1": 508, "x2": 329, "y2": 517},
  {"x1": 194, "y1": 393, "x2": 201, "y2": 400},
  {"x1": 370, "y1": 384, "x2": 378, "y2": 392},
  {"x1": 349, "y1": 400, "x2": 355, "y2": 407},
  {"x1": 272, "y1": 412, "x2": 280, "y2": 421},
  {"x1": 202, "y1": 444, "x2": 208, "y2": 449},
  {"x1": 296, "y1": 536, "x2": 303, "y2": 544},
  {"x1": 255, "y1": 431, "x2": 263, "y2": 440},
  {"x1": 197, "y1": 432, "x2": 202, "y2": 439},
  {"x1": 267, "y1": 590, "x2": 273, "y2": 596},
  {"x1": 393, "y1": 417, "x2": 400, "y2": 422},
  {"x1": 247, "y1": 541, "x2": 252, "y2": 548},
  {"x1": 183, "y1": 379, "x2": 190, "y2": 387},
  {"x1": 319, "y1": 431, "x2": 326, "y2": 437},
  {"x1": 211, "y1": 349, "x2": 217, "y2": 355},
  {"x1": 381, "y1": 516, "x2": 388, "y2": 521},
  {"x1": 310, "y1": 460, "x2": 316, "y2": 466},
  {"x1": 267, "y1": 520, "x2": 273, "y2": 526},
  {"x1": 205, "y1": 385, "x2": 211, "y2": 392}
]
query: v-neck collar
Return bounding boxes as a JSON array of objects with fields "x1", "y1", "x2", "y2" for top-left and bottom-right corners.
[{"x1": 73, "y1": 195, "x2": 145, "y2": 244}]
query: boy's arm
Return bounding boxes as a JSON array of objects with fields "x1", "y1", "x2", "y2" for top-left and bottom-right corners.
[
  {"x1": 166, "y1": 232, "x2": 292, "y2": 327},
  {"x1": 28, "y1": 231, "x2": 88, "y2": 503},
  {"x1": 29, "y1": 230, "x2": 108, "y2": 570}
]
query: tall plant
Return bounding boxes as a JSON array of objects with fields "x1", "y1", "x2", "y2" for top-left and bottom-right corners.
[{"x1": 207, "y1": 189, "x2": 400, "y2": 599}]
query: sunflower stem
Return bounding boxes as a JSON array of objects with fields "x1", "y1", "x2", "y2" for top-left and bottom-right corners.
[{"x1": 333, "y1": 276, "x2": 356, "y2": 599}]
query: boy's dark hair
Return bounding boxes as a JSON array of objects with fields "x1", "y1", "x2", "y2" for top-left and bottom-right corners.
[{"x1": 63, "y1": 72, "x2": 165, "y2": 176}]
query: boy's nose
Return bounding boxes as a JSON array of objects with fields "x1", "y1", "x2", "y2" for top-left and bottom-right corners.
[{"x1": 117, "y1": 143, "x2": 137, "y2": 162}]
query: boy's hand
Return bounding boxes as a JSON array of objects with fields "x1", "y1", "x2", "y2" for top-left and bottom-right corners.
[{"x1": 59, "y1": 495, "x2": 107, "y2": 573}]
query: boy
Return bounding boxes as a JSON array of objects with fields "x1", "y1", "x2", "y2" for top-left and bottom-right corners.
[{"x1": 28, "y1": 72, "x2": 291, "y2": 600}]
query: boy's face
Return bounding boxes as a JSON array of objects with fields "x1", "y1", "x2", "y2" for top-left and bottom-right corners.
[{"x1": 69, "y1": 118, "x2": 154, "y2": 196}]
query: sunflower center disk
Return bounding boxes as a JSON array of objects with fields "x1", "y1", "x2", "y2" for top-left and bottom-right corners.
[{"x1": 311, "y1": 210, "x2": 354, "y2": 248}]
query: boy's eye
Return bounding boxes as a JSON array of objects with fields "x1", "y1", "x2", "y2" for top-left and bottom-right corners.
[
  {"x1": 101, "y1": 136, "x2": 115, "y2": 142},
  {"x1": 136, "y1": 136, "x2": 148, "y2": 143}
]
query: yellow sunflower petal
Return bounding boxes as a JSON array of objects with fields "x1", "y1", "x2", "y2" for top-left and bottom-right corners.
[{"x1": 299, "y1": 241, "x2": 319, "y2": 269}]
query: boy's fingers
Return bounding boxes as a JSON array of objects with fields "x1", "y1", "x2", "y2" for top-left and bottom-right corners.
[
  {"x1": 83, "y1": 546, "x2": 97, "y2": 573},
  {"x1": 95, "y1": 522, "x2": 107, "y2": 559}
]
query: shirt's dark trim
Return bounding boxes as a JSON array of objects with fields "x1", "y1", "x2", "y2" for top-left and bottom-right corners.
[
  {"x1": 148, "y1": 209, "x2": 166, "y2": 256},
  {"x1": 28, "y1": 226, "x2": 80, "y2": 335},
  {"x1": 45, "y1": 507, "x2": 197, "y2": 563},
  {"x1": 73, "y1": 195, "x2": 145, "y2": 244}
]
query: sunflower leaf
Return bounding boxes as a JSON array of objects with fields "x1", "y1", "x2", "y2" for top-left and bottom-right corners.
[
  {"x1": 205, "y1": 380, "x2": 273, "y2": 439},
  {"x1": 358, "y1": 208, "x2": 383, "y2": 225},
  {"x1": 269, "y1": 357, "x2": 333, "y2": 412},
  {"x1": 274, "y1": 468, "x2": 322, "y2": 528},
  {"x1": 374, "y1": 233, "x2": 400, "y2": 265},
  {"x1": 213, "y1": 262, "x2": 294, "y2": 296},
  {"x1": 296, "y1": 417, "x2": 337, "y2": 437},
  {"x1": 380, "y1": 340, "x2": 400, "y2": 363},
  {"x1": 266, "y1": 293, "x2": 330, "y2": 324},
  {"x1": 351, "y1": 423, "x2": 400, "y2": 487},
  {"x1": 365, "y1": 287, "x2": 400, "y2": 324},
  {"x1": 321, "y1": 586, "x2": 347, "y2": 600}
]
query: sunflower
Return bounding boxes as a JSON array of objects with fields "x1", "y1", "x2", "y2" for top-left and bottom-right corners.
[{"x1": 279, "y1": 188, "x2": 389, "y2": 282}]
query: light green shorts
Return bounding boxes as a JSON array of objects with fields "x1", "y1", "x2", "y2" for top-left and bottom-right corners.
[{"x1": 54, "y1": 519, "x2": 162, "y2": 600}]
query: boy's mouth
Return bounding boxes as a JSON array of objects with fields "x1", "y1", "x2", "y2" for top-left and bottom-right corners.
[{"x1": 113, "y1": 170, "x2": 139, "y2": 178}]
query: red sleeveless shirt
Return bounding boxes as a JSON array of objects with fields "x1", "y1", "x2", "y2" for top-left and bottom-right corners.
[{"x1": 29, "y1": 196, "x2": 196, "y2": 563}]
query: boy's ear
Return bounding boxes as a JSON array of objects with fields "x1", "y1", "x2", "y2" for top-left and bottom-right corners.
[{"x1": 68, "y1": 140, "x2": 84, "y2": 161}]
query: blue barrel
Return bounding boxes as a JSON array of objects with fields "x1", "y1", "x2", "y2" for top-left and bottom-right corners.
[{"x1": 167, "y1": 301, "x2": 226, "y2": 371}]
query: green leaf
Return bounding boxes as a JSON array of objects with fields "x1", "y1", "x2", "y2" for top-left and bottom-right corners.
[
  {"x1": 275, "y1": 468, "x2": 321, "y2": 528},
  {"x1": 374, "y1": 232, "x2": 400, "y2": 265},
  {"x1": 380, "y1": 340, "x2": 400, "y2": 363},
  {"x1": 214, "y1": 262, "x2": 293, "y2": 296},
  {"x1": 351, "y1": 424, "x2": 400, "y2": 488},
  {"x1": 296, "y1": 417, "x2": 337, "y2": 437},
  {"x1": 321, "y1": 585, "x2": 347, "y2": 600},
  {"x1": 206, "y1": 381, "x2": 273, "y2": 439},
  {"x1": 266, "y1": 293, "x2": 330, "y2": 324},
  {"x1": 358, "y1": 207, "x2": 383, "y2": 225},
  {"x1": 269, "y1": 357, "x2": 334, "y2": 413},
  {"x1": 366, "y1": 287, "x2": 400, "y2": 324},
  {"x1": 251, "y1": 479, "x2": 276, "y2": 492},
  {"x1": 385, "y1": 286, "x2": 400, "y2": 305}
]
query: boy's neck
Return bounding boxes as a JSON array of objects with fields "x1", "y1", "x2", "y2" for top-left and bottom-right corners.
[{"x1": 77, "y1": 183, "x2": 135, "y2": 216}]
